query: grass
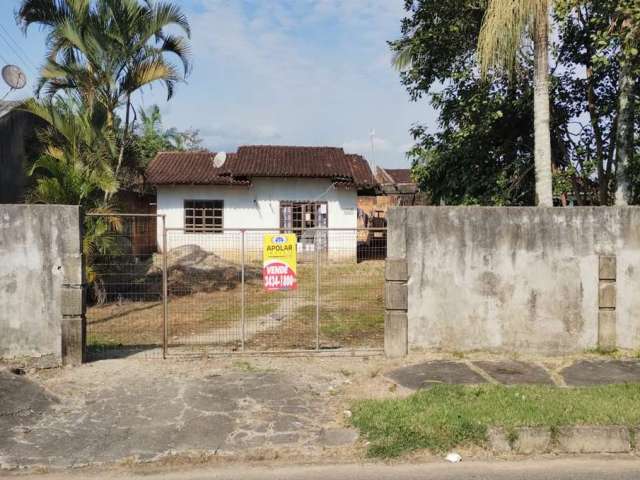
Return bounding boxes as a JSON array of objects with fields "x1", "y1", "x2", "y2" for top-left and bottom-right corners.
[
  {"x1": 87, "y1": 260, "x2": 384, "y2": 351},
  {"x1": 351, "y1": 384, "x2": 640, "y2": 458}
]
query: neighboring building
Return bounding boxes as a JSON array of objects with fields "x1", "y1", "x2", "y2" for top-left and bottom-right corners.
[
  {"x1": 0, "y1": 101, "x2": 42, "y2": 203},
  {"x1": 146, "y1": 146, "x2": 377, "y2": 258},
  {"x1": 357, "y1": 167, "x2": 421, "y2": 229}
]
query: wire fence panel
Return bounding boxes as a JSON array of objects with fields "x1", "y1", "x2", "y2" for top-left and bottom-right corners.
[
  {"x1": 85, "y1": 214, "x2": 164, "y2": 359},
  {"x1": 319, "y1": 229, "x2": 386, "y2": 350},
  {"x1": 84, "y1": 218, "x2": 386, "y2": 359},
  {"x1": 164, "y1": 230, "x2": 244, "y2": 354},
  {"x1": 243, "y1": 229, "x2": 318, "y2": 351}
]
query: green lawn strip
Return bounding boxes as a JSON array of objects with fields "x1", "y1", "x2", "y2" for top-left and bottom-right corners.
[{"x1": 351, "y1": 384, "x2": 640, "y2": 458}]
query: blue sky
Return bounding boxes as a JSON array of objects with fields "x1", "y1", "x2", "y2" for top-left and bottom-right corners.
[{"x1": 0, "y1": 0, "x2": 436, "y2": 168}]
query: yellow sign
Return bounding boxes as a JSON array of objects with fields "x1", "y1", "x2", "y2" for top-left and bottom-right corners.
[{"x1": 262, "y1": 233, "x2": 297, "y2": 291}]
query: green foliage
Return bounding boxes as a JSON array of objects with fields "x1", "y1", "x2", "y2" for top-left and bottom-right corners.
[
  {"x1": 352, "y1": 384, "x2": 640, "y2": 458},
  {"x1": 130, "y1": 105, "x2": 203, "y2": 169},
  {"x1": 17, "y1": 0, "x2": 192, "y2": 114},
  {"x1": 392, "y1": 0, "x2": 640, "y2": 205},
  {"x1": 408, "y1": 69, "x2": 536, "y2": 205}
]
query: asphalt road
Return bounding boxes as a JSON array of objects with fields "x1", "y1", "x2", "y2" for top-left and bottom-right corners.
[{"x1": 8, "y1": 459, "x2": 640, "y2": 480}]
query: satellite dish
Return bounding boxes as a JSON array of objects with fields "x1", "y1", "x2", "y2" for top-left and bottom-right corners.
[
  {"x1": 212, "y1": 151, "x2": 227, "y2": 168},
  {"x1": 2, "y1": 65, "x2": 27, "y2": 90}
]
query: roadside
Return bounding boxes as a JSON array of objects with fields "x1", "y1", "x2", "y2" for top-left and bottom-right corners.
[
  {"x1": 2, "y1": 351, "x2": 640, "y2": 473},
  {"x1": 7, "y1": 459, "x2": 640, "y2": 480}
]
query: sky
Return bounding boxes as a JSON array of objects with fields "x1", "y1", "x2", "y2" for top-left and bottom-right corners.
[{"x1": 0, "y1": 0, "x2": 436, "y2": 168}]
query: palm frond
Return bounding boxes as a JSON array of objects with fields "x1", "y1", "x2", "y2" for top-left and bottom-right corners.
[{"x1": 477, "y1": 0, "x2": 549, "y2": 78}]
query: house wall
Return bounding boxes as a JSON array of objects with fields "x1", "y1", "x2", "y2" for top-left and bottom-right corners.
[
  {"x1": 0, "y1": 109, "x2": 41, "y2": 203},
  {"x1": 156, "y1": 178, "x2": 358, "y2": 259},
  {"x1": 386, "y1": 206, "x2": 640, "y2": 355}
]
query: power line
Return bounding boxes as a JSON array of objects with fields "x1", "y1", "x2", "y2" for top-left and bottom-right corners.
[
  {"x1": 0, "y1": 23, "x2": 39, "y2": 70},
  {"x1": 0, "y1": 50, "x2": 11, "y2": 66},
  {"x1": 0, "y1": 24, "x2": 39, "y2": 74}
]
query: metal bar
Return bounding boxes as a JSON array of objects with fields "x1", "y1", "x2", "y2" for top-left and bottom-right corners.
[
  {"x1": 85, "y1": 213, "x2": 164, "y2": 218},
  {"x1": 163, "y1": 227, "x2": 387, "y2": 232},
  {"x1": 241, "y1": 229, "x2": 246, "y2": 352},
  {"x1": 315, "y1": 230, "x2": 320, "y2": 351},
  {"x1": 162, "y1": 216, "x2": 168, "y2": 360}
]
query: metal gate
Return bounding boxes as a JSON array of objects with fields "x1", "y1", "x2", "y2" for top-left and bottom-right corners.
[{"x1": 85, "y1": 214, "x2": 386, "y2": 359}]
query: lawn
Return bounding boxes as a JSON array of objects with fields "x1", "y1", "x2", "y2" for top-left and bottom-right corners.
[
  {"x1": 87, "y1": 259, "x2": 384, "y2": 353},
  {"x1": 351, "y1": 384, "x2": 640, "y2": 458}
]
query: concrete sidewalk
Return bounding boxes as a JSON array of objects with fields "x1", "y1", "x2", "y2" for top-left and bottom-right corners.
[
  {"x1": 386, "y1": 359, "x2": 640, "y2": 390},
  {"x1": 3, "y1": 356, "x2": 640, "y2": 471}
]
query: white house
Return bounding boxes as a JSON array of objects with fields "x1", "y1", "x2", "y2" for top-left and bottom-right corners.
[{"x1": 146, "y1": 145, "x2": 377, "y2": 259}]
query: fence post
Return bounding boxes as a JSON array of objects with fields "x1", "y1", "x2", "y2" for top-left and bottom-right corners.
[
  {"x1": 315, "y1": 229, "x2": 320, "y2": 351},
  {"x1": 241, "y1": 229, "x2": 246, "y2": 352},
  {"x1": 162, "y1": 215, "x2": 168, "y2": 359}
]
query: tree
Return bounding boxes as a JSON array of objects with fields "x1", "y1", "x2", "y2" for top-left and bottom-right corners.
[
  {"x1": 23, "y1": 95, "x2": 123, "y2": 292},
  {"x1": 17, "y1": 0, "x2": 192, "y2": 185},
  {"x1": 130, "y1": 104, "x2": 203, "y2": 170},
  {"x1": 477, "y1": 0, "x2": 554, "y2": 206},
  {"x1": 390, "y1": 0, "x2": 538, "y2": 205},
  {"x1": 392, "y1": 0, "x2": 637, "y2": 206},
  {"x1": 612, "y1": 0, "x2": 640, "y2": 205}
]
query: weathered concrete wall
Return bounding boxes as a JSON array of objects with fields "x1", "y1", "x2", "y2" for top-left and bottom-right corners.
[
  {"x1": 387, "y1": 207, "x2": 640, "y2": 355},
  {"x1": 0, "y1": 205, "x2": 83, "y2": 364}
]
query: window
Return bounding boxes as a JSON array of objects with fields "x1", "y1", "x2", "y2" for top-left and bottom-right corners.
[
  {"x1": 184, "y1": 200, "x2": 223, "y2": 233},
  {"x1": 279, "y1": 201, "x2": 327, "y2": 237}
]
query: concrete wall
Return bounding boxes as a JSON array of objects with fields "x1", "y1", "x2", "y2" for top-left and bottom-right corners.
[
  {"x1": 0, "y1": 205, "x2": 84, "y2": 365},
  {"x1": 386, "y1": 207, "x2": 640, "y2": 355},
  {"x1": 156, "y1": 178, "x2": 358, "y2": 258}
]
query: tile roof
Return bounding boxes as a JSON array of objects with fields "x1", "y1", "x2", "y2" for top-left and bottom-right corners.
[
  {"x1": 233, "y1": 145, "x2": 350, "y2": 178},
  {"x1": 145, "y1": 151, "x2": 247, "y2": 185},
  {"x1": 146, "y1": 146, "x2": 376, "y2": 188},
  {"x1": 345, "y1": 154, "x2": 377, "y2": 188},
  {"x1": 384, "y1": 169, "x2": 413, "y2": 184}
]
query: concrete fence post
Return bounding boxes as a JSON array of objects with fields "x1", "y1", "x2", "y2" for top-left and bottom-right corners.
[
  {"x1": 384, "y1": 258, "x2": 408, "y2": 358},
  {"x1": 598, "y1": 255, "x2": 617, "y2": 352},
  {"x1": 61, "y1": 209, "x2": 86, "y2": 366}
]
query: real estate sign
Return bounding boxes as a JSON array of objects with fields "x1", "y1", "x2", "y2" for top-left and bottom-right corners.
[{"x1": 263, "y1": 233, "x2": 297, "y2": 291}]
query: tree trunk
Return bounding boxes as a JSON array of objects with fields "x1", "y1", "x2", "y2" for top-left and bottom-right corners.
[
  {"x1": 107, "y1": 94, "x2": 132, "y2": 202},
  {"x1": 614, "y1": 61, "x2": 636, "y2": 206},
  {"x1": 533, "y1": 9, "x2": 554, "y2": 207}
]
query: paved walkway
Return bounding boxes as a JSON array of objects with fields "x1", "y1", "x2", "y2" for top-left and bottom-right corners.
[
  {"x1": 0, "y1": 364, "x2": 356, "y2": 469},
  {"x1": 3, "y1": 357, "x2": 640, "y2": 470},
  {"x1": 386, "y1": 359, "x2": 640, "y2": 390}
]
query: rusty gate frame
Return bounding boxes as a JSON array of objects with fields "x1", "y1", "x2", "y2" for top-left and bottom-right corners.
[{"x1": 85, "y1": 213, "x2": 386, "y2": 358}]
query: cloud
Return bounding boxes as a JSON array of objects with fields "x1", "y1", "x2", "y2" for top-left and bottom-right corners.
[
  {"x1": 199, "y1": 123, "x2": 282, "y2": 146},
  {"x1": 143, "y1": 0, "x2": 435, "y2": 167}
]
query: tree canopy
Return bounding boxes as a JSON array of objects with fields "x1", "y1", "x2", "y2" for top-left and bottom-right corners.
[{"x1": 392, "y1": 0, "x2": 640, "y2": 205}]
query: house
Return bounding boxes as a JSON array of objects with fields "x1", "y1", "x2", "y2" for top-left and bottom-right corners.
[
  {"x1": 0, "y1": 101, "x2": 43, "y2": 203},
  {"x1": 146, "y1": 145, "x2": 377, "y2": 259}
]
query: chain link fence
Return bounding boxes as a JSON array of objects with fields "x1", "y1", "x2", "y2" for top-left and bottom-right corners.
[{"x1": 85, "y1": 214, "x2": 386, "y2": 359}]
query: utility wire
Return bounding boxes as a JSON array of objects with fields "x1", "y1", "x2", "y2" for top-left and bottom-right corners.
[{"x1": 0, "y1": 24, "x2": 39, "y2": 75}]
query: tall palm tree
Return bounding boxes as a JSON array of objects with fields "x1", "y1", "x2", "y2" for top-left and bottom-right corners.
[
  {"x1": 478, "y1": 0, "x2": 554, "y2": 206},
  {"x1": 17, "y1": 0, "x2": 192, "y2": 180},
  {"x1": 23, "y1": 95, "x2": 122, "y2": 292}
]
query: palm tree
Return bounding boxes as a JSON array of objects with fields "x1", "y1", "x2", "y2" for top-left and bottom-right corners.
[
  {"x1": 477, "y1": 0, "x2": 554, "y2": 206},
  {"x1": 23, "y1": 95, "x2": 123, "y2": 294},
  {"x1": 17, "y1": 0, "x2": 192, "y2": 181}
]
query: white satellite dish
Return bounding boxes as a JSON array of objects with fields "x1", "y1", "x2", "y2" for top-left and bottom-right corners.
[
  {"x1": 2, "y1": 65, "x2": 27, "y2": 90},
  {"x1": 212, "y1": 151, "x2": 227, "y2": 168}
]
